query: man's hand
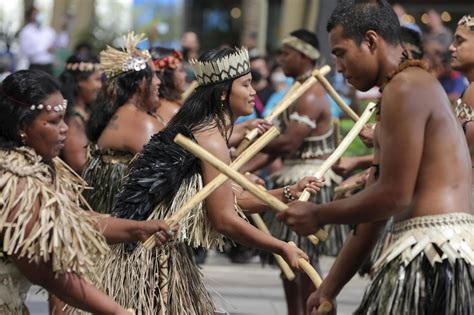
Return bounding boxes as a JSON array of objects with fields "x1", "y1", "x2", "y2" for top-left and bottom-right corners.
[
  {"x1": 276, "y1": 201, "x2": 322, "y2": 235},
  {"x1": 307, "y1": 289, "x2": 337, "y2": 315},
  {"x1": 332, "y1": 156, "x2": 360, "y2": 176},
  {"x1": 359, "y1": 123, "x2": 375, "y2": 147}
]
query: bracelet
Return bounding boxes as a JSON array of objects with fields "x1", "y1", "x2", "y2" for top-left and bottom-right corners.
[{"x1": 283, "y1": 185, "x2": 296, "y2": 202}]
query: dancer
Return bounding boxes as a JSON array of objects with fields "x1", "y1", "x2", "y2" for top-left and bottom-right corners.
[
  {"x1": 279, "y1": 1, "x2": 474, "y2": 313},
  {"x1": 82, "y1": 32, "x2": 162, "y2": 213},
  {"x1": 450, "y1": 15, "x2": 474, "y2": 202},
  {"x1": 151, "y1": 47, "x2": 186, "y2": 125},
  {"x1": 96, "y1": 46, "x2": 322, "y2": 314},
  {"x1": 58, "y1": 54, "x2": 102, "y2": 173},
  {"x1": 0, "y1": 70, "x2": 172, "y2": 314}
]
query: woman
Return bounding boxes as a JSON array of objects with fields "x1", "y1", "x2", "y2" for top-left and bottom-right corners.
[
  {"x1": 0, "y1": 70, "x2": 172, "y2": 314},
  {"x1": 58, "y1": 53, "x2": 102, "y2": 173},
  {"x1": 82, "y1": 32, "x2": 163, "y2": 214},
  {"x1": 151, "y1": 47, "x2": 186, "y2": 125},
  {"x1": 96, "y1": 47, "x2": 323, "y2": 314}
]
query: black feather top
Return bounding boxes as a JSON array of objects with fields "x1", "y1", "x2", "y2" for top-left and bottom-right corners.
[{"x1": 112, "y1": 126, "x2": 201, "y2": 221}]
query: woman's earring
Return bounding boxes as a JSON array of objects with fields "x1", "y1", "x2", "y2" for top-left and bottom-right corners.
[{"x1": 20, "y1": 133, "x2": 26, "y2": 145}]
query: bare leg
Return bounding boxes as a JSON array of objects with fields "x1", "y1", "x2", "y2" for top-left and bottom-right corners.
[{"x1": 283, "y1": 271, "x2": 304, "y2": 315}]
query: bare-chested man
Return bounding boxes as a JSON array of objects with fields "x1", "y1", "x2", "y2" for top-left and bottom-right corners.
[
  {"x1": 450, "y1": 15, "x2": 474, "y2": 202},
  {"x1": 278, "y1": 1, "x2": 474, "y2": 314}
]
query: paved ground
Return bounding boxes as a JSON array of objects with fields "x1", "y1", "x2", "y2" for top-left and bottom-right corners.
[{"x1": 25, "y1": 251, "x2": 369, "y2": 314}]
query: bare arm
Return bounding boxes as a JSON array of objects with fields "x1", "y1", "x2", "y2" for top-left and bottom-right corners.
[
  {"x1": 6, "y1": 193, "x2": 127, "y2": 314},
  {"x1": 263, "y1": 91, "x2": 324, "y2": 155},
  {"x1": 306, "y1": 221, "x2": 385, "y2": 313},
  {"x1": 238, "y1": 152, "x2": 276, "y2": 173},
  {"x1": 13, "y1": 256, "x2": 127, "y2": 315},
  {"x1": 62, "y1": 117, "x2": 88, "y2": 174},
  {"x1": 236, "y1": 177, "x2": 322, "y2": 213},
  {"x1": 196, "y1": 128, "x2": 308, "y2": 268},
  {"x1": 92, "y1": 214, "x2": 171, "y2": 245}
]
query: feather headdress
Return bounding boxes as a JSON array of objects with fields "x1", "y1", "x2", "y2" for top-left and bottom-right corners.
[{"x1": 100, "y1": 32, "x2": 151, "y2": 78}]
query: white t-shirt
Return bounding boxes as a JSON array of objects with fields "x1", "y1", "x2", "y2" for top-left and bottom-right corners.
[{"x1": 18, "y1": 23, "x2": 56, "y2": 65}]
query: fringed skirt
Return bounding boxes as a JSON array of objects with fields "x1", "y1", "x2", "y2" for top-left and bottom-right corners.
[
  {"x1": 262, "y1": 158, "x2": 347, "y2": 264},
  {"x1": 93, "y1": 242, "x2": 215, "y2": 315},
  {"x1": 355, "y1": 212, "x2": 474, "y2": 315},
  {"x1": 82, "y1": 146, "x2": 133, "y2": 214},
  {"x1": 359, "y1": 217, "x2": 395, "y2": 276}
]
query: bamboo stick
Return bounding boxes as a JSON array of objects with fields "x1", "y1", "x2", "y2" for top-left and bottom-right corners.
[
  {"x1": 143, "y1": 127, "x2": 281, "y2": 250},
  {"x1": 314, "y1": 72, "x2": 359, "y2": 122},
  {"x1": 181, "y1": 80, "x2": 198, "y2": 102},
  {"x1": 250, "y1": 213, "x2": 295, "y2": 280},
  {"x1": 298, "y1": 102, "x2": 377, "y2": 202},
  {"x1": 287, "y1": 241, "x2": 333, "y2": 314},
  {"x1": 234, "y1": 65, "x2": 331, "y2": 155},
  {"x1": 173, "y1": 133, "x2": 320, "y2": 244}
]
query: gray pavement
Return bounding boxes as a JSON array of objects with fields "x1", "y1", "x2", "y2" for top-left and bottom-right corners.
[{"x1": 25, "y1": 251, "x2": 369, "y2": 314}]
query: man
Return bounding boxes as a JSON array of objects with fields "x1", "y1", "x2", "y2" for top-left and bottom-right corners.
[
  {"x1": 255, "y1": 29, "x2": 343, "y2": 315},
  {"x1": 18, "y1": 6, "x2": 63, "y2": 74},
  {"x1": 250, "y1": 55, "x2": 275, "y2": 113},
  {"x1": 450, "y1": 15, "x2": 474, "y2": 202},
  {"x1": 279, "y1": 1, "x2": 473, "y2": 314}
]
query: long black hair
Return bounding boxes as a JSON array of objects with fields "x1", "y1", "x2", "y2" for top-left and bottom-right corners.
[
  {"x1": 86, "y1": 63, "x2": 154, "y2": 142},
  {"x1": 0, "y1": 70, "x2": 61, "y2": 149},
  {"x1": 58, "y1": 54, "x2": 99, "y2": 120},
  {"x1": 166, "y1": 47, "x2": 247, "y2": 142},
  {"x1": 150, "y1": 47, "x2": 182, "y2": 102}
]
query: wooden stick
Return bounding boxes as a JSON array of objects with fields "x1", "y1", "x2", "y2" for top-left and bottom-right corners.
[
  {"x1": 250, "y1": 213, "x2": 296, "y2": 280},
  {"x1": 181, "y1": 80, "x2": 198, "y2": 102},
  {"x1": 143, "y1": 127, "x2": 281, "y2": 250},
  {"x1": 332, "y1": 118, "x2": 341, "y2": 148},
  {"x1": 288, "y1": 241, "x2": 332, "y2": 314},
  {"x1": 173, "y1": 133, "x2": 320, "y2": 244},
  {"x1": 314, "y1": 72, "x2": 359, "y2": 122},
  {"x1": 298, "y1": 102, "x2": 377, "y2": 201},
  {"x1": 234, "y1": 65, "x2": 331, "y2": 155}
]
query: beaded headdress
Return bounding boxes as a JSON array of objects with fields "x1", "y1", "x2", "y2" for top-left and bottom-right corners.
[
  {"x1": 458, "y1": 15, "x2": 474, "y2": 31},
  {"x1": 189, "y1": 47, "x2": 250, "y2": 86},
  {"x1": 0, "y1": 89, "x2": 67, "y2": 113},
  {"x1": 65, "y1": 62, "x2": 100, "y2": 72},
  {"x1": 282, "y1": 36, "x2": 320, "y2": 60},
  {"x1": 100, "y1": 32, "x2": 151, "y2": 78}
]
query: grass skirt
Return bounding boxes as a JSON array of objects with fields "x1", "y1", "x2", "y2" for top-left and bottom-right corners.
[{"x1": 355, "y1": 213, "x2": 474, "y2": 315}]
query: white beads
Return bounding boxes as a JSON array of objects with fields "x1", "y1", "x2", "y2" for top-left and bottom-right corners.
[{"x1": 30, "y1": 99, "x2": 68, "y2": 112}]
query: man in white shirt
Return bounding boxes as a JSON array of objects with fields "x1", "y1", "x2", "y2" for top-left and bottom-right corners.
[{"x1": 18, "y1": 7, "x2": 58, "y2": 74}]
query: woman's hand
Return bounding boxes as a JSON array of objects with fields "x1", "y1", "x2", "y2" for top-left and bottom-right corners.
[
  {"x1": 136, "y1": 220, "x2": 174, "y2": 245},
  {"x1": 307, "y1": 289, "x2": 337, "y2": 315},
  {"x1": 239, "y1": 118, "x2": 273, "y2": 136},
  {"x1": 230, "y1": 119, "x2": 273, "y2": 147},
  {"x1": 279, "y1": 242, "x2": 309, "y2": 269},
  {"x1": 289, "y1": 176, "x2": 324, "y2": 199},
  {"x1": 244, "y1": 171, "x2": 266, "y2": 186}
]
